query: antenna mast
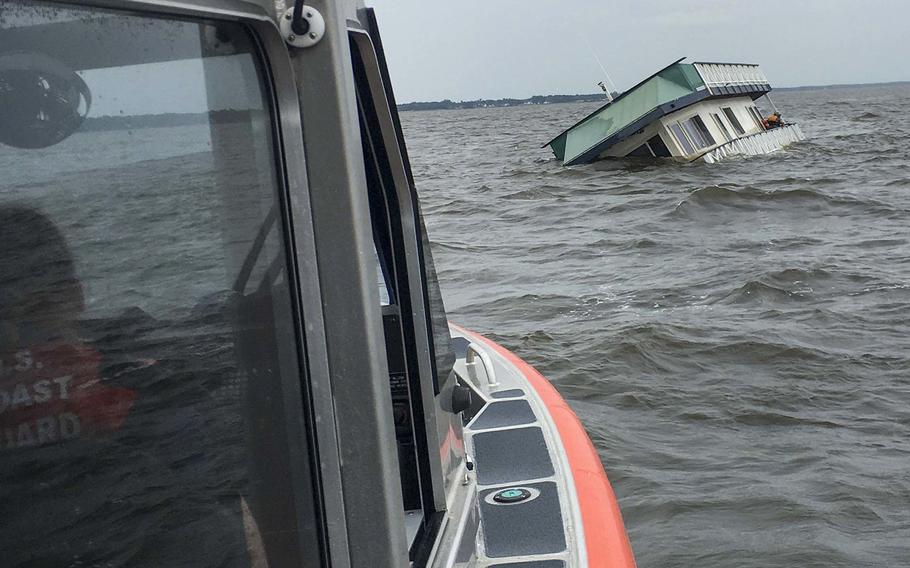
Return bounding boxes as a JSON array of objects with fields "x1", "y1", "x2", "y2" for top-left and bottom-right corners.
[{"x1": 580, "y1": 32, "x2": 618, "y2": 102}]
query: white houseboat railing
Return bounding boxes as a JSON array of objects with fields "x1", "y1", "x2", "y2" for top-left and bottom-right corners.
[
  {"x1": 694, "y1": 62, "x2": 770, "y2": 94},
  {"x1": 703, "y1": 124, "x2": 805, "y2": 163}
]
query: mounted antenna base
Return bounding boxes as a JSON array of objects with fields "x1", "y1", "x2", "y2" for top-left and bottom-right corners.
[{"x1": 281, "y1": 6, "x2": 325, "y2": 48}]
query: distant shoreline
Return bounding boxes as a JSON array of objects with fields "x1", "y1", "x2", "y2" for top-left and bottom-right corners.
[
  {"x1": 397, "y1": 93, "x2": 609, "y2": 112},
  {"x1": 398, "y1": 80, "x2": 910, "y2": 112},
  {"x1": 82, "y1": 110, "x2": 250, "y2": 131},
  {"x1": 775, "y1": 80, "x2": 910, "y2": 91}
]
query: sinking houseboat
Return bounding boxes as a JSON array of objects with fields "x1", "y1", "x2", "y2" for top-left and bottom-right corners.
[
  {"x1": 546, "y1": 58, "x2": 805, "y2": 165},
  {"x1": 1, "y1": 0, "x2": 636, "y2": 566}
]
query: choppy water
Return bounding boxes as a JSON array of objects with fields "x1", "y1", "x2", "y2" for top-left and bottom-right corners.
[{"x1": 401, "y1": 84, "x2": 910, "y2": 567}]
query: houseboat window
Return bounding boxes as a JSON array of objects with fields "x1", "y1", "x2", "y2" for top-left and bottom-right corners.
[
  {"x1": 712, "y1": 113, "x2": 733, "y2": 142},
  {"x1": 690, "y1": 115, "x2": 716, "y2": 147},
  {"x1": 1, "y1": 2, "x2": 325, "y2": 567},
  {"x1": 628, "y1": 143, "x2": 654, "y2": 157},
  {"x1": 668, "y1": 122, "x2": 695, "y2": 154},
  {"x1": 748, "y1": 106, "x2": 765, "y2": 129},
  {"x1": 722, "y1": 106, "x2": 746, "y2": 135},
  {"x1": 681, "y1": 117, "x2": 712, "y2": 150},
  {"x1": 647, "y1": 135, "x2": 673, "y2": 157}
]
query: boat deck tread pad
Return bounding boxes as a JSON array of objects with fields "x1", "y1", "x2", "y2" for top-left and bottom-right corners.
[
  {"x1": 480, "y1": 482, "x2": 566, "y2": 558},
  {"x1": 471, "y1": 400, "x2": 536, "y2": 429},
  {"x1": 473, "y1": 427, "x2": 554, "y2": 485},
  {"x1": 491, "y1": 389, "x2": 525, "y2": 399}
]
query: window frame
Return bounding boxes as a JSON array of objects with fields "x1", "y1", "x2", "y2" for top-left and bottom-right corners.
[
  {"x1": 681, "y1": 119, "x2": 707, "y2": 149},
  {"x1": 291, "y1": 3, "x2": 437, "y2": 567},
  {"x1": 11, "y1": 0, "x2": 349, "y2": 565},
  {"x1": 349, "y1": 26, "x2": 451, "y2": 563},
  {"x1": 748, "y1": 105, "x2": 765, "y2": 129},
  {"x1": 712, "y1": 113, "x2": 734, "y2": 142},
  {"x1": 722, "y1": 106, "x2": 746, "y2": 135},
  {"x1": 690, "y1": 115, "x2": 716, "y2": 147},
  {"x1": 647, "y1": 134, "x2": 672, "y2": 157},
  {"x1": 668, "y1": 121, "x2": 696, "y2": 154}
]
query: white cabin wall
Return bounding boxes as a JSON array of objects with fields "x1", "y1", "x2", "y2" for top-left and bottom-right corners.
[
  {"x1": 590, "y1": 95, "x2": 773, "y2": 161},
  {"x1": 658, "y1": 102, "x2": 723, "y2": 158},
  {"x1": 658, "y1": 96, "x2": 767, "y2": 159}
]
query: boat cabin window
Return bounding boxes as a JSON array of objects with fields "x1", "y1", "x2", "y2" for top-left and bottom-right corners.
[
  {"x1": 647, "y1": 135, "x2": 673, "y2": 157},
  {"x1": 678, "y1": 117, "x2": 712, "y2": 152},
  {"x1": 375, "y1": 245, "x2": 394, "y2": 305},
  {"x1": 1, "y1": 2, "x2": 326, "y2": 566},
  {"x1": 712, "y1": 113, "x2": 734, "y2": 142},
  {"x1": 668, "y1": 122, "x2": 696, "y2": 154},
  {"x1": 628, "y1": 143, "x2": 654, "y2": 157},
  {"x1": 722, "y1": 106, "x2": 747, "y2": 136},
  {"x1": 688, "y1": 115, "x2": 716, "y2": 148},
  {"x1": 683, "y1": 121, "x2": 699, "y2": 149},
  {"x1": 747, "y1": 106, "x2": 765, "y2": 129},
  {"x1": 681, "y1": 120, "x2": 703, "y2": 149},
  {"x1": 689, "y1": 115, "x2": 717, "y2": 146}
]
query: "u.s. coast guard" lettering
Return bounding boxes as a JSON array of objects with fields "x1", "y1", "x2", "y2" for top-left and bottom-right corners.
[{"x1": 1, "y1": 349, "x2": 84, "y2": 450}]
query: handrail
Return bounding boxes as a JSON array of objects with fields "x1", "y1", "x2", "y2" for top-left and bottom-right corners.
[
  {"x1": 465, "y1": 342, "x2": 499, "y2": 389},
  {"x1": 694, "y1": 62, "x2": 769, "y2": 90},
  {"x1": 700, "y1": 123, "x2": 805, "y2": 163}
]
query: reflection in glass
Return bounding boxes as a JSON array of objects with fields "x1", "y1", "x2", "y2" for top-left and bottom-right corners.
[{"x1": 1, "y1": 2, "x2": 321, "y2": 566}]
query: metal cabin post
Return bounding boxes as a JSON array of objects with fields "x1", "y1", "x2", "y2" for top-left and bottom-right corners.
[{"x1": 287, "y1": 0, "x2": 410, "y2": 566}]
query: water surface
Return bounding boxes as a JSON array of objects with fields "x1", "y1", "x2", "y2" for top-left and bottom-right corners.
[{"x1": 401, "y1": 84, "x2": 910, "y2": 567}]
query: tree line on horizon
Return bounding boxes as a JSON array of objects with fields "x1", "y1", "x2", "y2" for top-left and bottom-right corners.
[{"x1": 398, "y1": 93, "x2": 614, "y2": 111}]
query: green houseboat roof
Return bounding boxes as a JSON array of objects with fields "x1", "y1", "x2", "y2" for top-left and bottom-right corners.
[{"x1": 546, "y1": 58, "x2": 771, "y2": 165}]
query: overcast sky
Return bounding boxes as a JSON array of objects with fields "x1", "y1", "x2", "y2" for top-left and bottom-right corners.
[{"x1": 367, "y1": 0, "x2": 910, "y2": 103}]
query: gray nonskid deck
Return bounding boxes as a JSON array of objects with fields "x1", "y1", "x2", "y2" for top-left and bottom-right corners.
[
  {"x1": 469, "y1": 400, "x2": 537, "y2": 430},
  {"x1": 479, "y1": 482, "x2": 566, "y2": 557},
  {"x1": 472, "y1": 426, "x2": 554, "y2": 485},
  {"x1": 491, "y1": 388, "x2": 525, "y2": 399},
  {"x1": 453, "y1": 327, "x2": 582, "y2": 568}
]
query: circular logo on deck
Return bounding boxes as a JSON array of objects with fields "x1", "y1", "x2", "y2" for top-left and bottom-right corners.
[{"x1": 492, "y1": 487, "x2": 532, "y2": 504}]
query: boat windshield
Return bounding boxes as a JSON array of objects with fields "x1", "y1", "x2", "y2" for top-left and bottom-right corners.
[{"x1": 0, "y1": 1, "x2": 324, "y2": 566}]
